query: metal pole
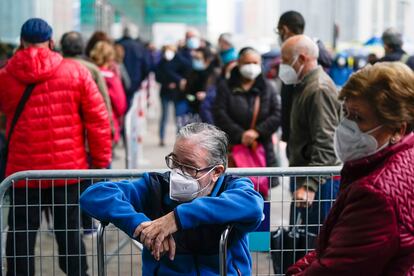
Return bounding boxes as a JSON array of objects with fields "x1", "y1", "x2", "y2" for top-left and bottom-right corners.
[
  {"x1": 219, "y1": 225, "x2": 233, "y2": 276},
  {"x1": 97, "y1": 222, "x2": 107, "y2": 276}
]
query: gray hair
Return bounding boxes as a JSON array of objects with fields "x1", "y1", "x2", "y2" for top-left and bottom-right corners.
[
  {"x1": 219, "y1": 33, "x2": 234, "y2": 47},
  {"x1": 291, "y1": 35, "x2": 319, "y2": 59},
  {"x1": 382, "y1": 27, "x2": 403, "y2": 49},
  {"x1": 177, "y1": 123, "x2": 229, "y2": 169}
]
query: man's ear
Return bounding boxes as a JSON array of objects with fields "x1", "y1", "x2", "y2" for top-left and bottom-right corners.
[
  {"x1": 213, "y1": 165, "x2": 225, "y2": 179},
  {"x1": 49, "y1": 40, "x2": 55, "y2": 51},
  {"x1": 298, "y1": 53, "x2": 306, "y2": 63},
  {"x1": 19, "y1": 38, "x2": 26, "y2": 50},
  {"x1": 282, "y1": 25, "x2": 294, "y2": 38}
]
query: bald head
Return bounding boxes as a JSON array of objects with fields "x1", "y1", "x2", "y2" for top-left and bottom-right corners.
[
  {"x1": 281, "y1": 35, "x2": 319, "y2": 61},
  {"x1": 280, "y1": 35, "x2": 319, "y2": 81}
]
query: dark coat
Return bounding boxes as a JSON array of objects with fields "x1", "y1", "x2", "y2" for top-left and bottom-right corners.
[
  {"x1": 116, "y1": 36, "x2": 150, "y2": 96},
  {"x1": 213, "y1": 68, "x2": 281, "y2": 166},
  {"x1": 185, "y1": 64, "x2": 217, "y2": 113},
  {"x1": 155, "y1": 54, "x2": 189, "y2": 100},
  {"x1": 281, "y1": 39, "x2": 333, "y2": 143}
]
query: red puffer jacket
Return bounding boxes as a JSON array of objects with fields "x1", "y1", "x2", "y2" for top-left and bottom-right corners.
[
  {"x1": 287, "y1": 133, "x2": 414, "y2": 276},
  {"x1": 0, "y1": 47, "x2": 112, "y2": 188}
]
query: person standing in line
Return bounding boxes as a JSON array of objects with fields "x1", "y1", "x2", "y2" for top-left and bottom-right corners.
[
  {"x1": 279, "y1": 35, "x2": 341, "y2": 235},
  {"x1": 155, "y1": 44, "x2": 191, "y2": 146},
  {"x1": 116, "y1": 28, "x2": 151, "y2": 108},
  {"x1": 287, "y1": 62, "x2": 414, "y2": 276},
  {"x1": 275, "y1": 10, "x2": 332, "y2": 144},
  {"x1": 213, "y1": 47, "x2": 281, "y2": 198},
  {"x1": 90, "y1": 40, "x2": 127, "y2": 145},
  {"x1": 0, "y1": 18, "x2": 112, "y2": 275}
]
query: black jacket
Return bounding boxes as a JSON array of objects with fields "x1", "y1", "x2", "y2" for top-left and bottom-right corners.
[
  {"x1": 155, "y1": 54, "x2": 190, "y2": 99},
  {"x1": 213, "y1": 68, "x2": 281, "y2": 166}
]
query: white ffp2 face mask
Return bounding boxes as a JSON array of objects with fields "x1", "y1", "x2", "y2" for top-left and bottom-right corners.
[
  {"x1": 334, "y1": 118, "x2": 385, "y2": 162},
  {"x1": 239, "y1": 64, "x2": 262, "y2": 80},
  {"x1": 169, "y1": 167, "x2": 216, "y2": 202},
  {"x1": 278, "y1": 56, "x2": 303, "y2": 85}
]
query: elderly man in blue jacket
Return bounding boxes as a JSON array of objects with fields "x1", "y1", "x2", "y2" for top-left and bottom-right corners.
[{"x1": 80, "y1": 123, "x2": 264, "y2": 275}]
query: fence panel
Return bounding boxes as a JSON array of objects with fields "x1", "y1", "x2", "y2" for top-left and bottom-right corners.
[{"x1": 0, "y1": 167, "x2": 341, "y2": 276}]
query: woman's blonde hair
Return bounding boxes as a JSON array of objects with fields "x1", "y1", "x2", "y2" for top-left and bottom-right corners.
[
  {"x1": 90, "y1": 41, "x2": 115, "y2": 67},
  {"x1": 339, "y1": 62, "x2": 414, "y2": 132}
]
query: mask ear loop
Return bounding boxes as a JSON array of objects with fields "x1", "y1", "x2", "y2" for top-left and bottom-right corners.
[
  {"x1": 365, "y1": 124, "x2": 383, "y2": 135},
  {"x1": 192, "y1": 166, "x2": 218, "y2": 197}
]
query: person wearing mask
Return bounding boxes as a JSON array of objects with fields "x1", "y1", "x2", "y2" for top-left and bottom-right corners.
[
  {"x1": 279, "y1": 35, "x2": 341, "y2": 236},
  {"x1": 218, "y1": 33, "x2": 238, "y2": 80},
  {"x1": 0, "y1": 18, "x2": 112, "y2": 275},
  {"x1": 213, "y1": 47, "x2": 281, "y2": 199},
  {"x1": 185, "y1": 46, "x2": 218, "y2": 124},
  {"x1": 378, "y1": 27, "x2": 414, "y2": 70},
  {"x1": 90, "y1": 41, "x2": 127, "y2": 145},
  {"x1": 275, "y1": 10, "x2": 332, "y2": 144},
  {"x1": 178, "y1": 27, "x2": 202, "y2": 68},
  {"x1": 287, "y1": 62, "x2": 414, "y2": 276},
  {"x1": 155, "y1": 45, "x2": 189, "y2": 146},
  {"x1": 80, "y1": 122, "x2": 264, "y2": 275}
]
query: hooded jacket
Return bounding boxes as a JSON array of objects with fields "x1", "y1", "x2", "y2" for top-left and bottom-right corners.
[
  {"x1": 0, "y1": 47, "x2": 112, "y2": 187},
  {"x1": 287, "y1": 133, "x2": 414, "y2": 275}
]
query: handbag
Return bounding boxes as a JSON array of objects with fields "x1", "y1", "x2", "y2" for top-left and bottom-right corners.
[
  {"x1": 0, "y1": 84, "x2": 36, "y2": 181},
  {"x1": 230, "y1": 95, "x2": 269, "y2": 198},
  {"x1": 270, "y1": 212, "x2": 317, "y2": 274}
]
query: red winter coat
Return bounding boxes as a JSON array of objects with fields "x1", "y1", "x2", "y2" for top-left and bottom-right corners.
[
  {"x1": 0, "y1": 47, "x2": 112, "y2": 188},
  {"x1": 287, "y1": 133, "x2": 414, "y2": 275}
]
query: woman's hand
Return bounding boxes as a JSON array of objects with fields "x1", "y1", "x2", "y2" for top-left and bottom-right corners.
[{"x1": 241, "y1": 129, "x2": 259, "y2": 146}]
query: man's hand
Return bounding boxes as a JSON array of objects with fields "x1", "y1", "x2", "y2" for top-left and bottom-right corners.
[
  {"x1": 293, "y1": 186, "x2": 316, "y2": 208},
  {"x1": 154, "y1": 235, "x2": 176, "y2": 261},
  {"x1": 133, "y1": 212, "x2": 178, "y2": 260},
  {"x1": 241, "y1": 129, "x2": 259, "y2": 146}
]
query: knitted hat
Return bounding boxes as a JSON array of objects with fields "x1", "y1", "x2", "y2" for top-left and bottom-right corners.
[{"x1": 20, "y1": 18, "x2": 53, "y2": 43}]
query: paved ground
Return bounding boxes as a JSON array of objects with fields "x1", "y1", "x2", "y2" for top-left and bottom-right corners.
[{"x1": 9, "y1": 85, "x2": 291, "y2": 275}]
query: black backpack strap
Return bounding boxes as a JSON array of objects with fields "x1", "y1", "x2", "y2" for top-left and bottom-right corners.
[{"x1": 6, "y1": 84, "x2": 36, "y2": 143}]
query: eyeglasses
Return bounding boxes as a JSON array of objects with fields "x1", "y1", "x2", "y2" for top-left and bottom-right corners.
[{"x1": 165, "y1": 153, "x2": 214, "y2": 178}]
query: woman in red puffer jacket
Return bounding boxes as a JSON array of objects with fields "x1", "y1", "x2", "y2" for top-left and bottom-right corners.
[{"x1": 287, "y1": 62, "x2": 414, "y2": 275}]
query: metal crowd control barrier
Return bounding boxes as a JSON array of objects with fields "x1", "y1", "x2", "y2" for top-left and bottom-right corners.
[{"x1": 0, "y1": 167, "x2": 341, "y2": 275}]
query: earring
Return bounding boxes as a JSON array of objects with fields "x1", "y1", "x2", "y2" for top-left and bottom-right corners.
[{"x1": 390, "y1": 137, "x2": 397, "y2": 144}]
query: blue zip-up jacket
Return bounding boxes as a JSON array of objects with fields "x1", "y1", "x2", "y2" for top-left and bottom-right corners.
[{"x1": 80, "y1": 172, "x2": 264, "y2": 275}]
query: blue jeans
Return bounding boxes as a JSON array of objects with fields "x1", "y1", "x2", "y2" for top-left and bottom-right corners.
[{"x1": 290, "y1": 177, "x2": 340, "y2": 235}]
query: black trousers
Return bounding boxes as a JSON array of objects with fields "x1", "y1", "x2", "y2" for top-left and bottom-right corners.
[{"x1": 6, "y1": 185, "x2": 88, "y2": 276}]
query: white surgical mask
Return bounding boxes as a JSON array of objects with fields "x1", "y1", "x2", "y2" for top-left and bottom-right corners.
[
  {"x1": 239, "y1": 64, "x2": 262, "y2": 80},
  {"x1": 164, "y1": 50, "x2": 175, "y2": 61},
  {"x1": 334, "y1": 118, "x2": 386, "y2": 162},
  {"x1": 169, "y1": 167, "x2": 216, "y2": 202},
  {"x1": 278, "y1": 56, "x2": 303, "y2": 85}
]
